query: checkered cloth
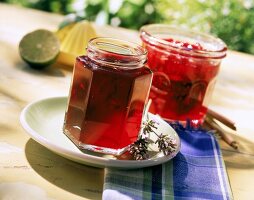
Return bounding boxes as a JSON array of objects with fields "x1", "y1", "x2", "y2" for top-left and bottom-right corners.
[{"x1": 103, "y1": 123, "x2": 233, "y2": 200}]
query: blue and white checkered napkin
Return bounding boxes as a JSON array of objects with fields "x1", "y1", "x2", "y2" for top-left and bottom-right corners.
[{"x1": 103, "y1": 123, "x2": 233, "y2": 200}]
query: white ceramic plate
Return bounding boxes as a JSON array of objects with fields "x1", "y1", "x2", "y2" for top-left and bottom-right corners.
[{"x1": 20, "y1": 97, "x2": 180, "y2": 169}]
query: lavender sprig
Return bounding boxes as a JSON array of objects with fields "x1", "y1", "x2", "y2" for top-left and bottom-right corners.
[
  {"x1": 143, "y1": 118, "x2": 158, "y2": 135},
  {"x1": 129, "y1": 138, "x2": 149, "y2": 160},
  {"x1": 129, "y1": 118, "x2": 177, "y2": 160},
  {"x1": 155, "y1": 134, "x2": 177, "y2": 156}
]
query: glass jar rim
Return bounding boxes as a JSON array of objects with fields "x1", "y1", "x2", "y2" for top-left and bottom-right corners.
[
  {"x1": 87, "y1": 37, "x2": 147, "y2": 69},
  {"x1": 140, "y1": 24, "x2": 227, "y2": 59}
]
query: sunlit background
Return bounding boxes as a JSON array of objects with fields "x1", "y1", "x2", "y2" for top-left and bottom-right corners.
[{"x1": 1, "y1": 0, "x2": 254, "y2": 54}]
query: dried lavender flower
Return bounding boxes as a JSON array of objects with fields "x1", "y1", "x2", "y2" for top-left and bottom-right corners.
[
  {"x1": 155, "y1": 134, "x2": 177, "y2": 156},
  {"x1": 129, "y1": 138, "x2": 149, "y2": 160},
  {"x1": 143, "y1": 119, "x2": 158, "y2": 135},
  {"x1": 129, "y1": 118, "x2": 177, "y2": 160}
]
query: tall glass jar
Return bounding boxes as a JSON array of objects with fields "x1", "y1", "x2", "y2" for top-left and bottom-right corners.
[
  {"x1": 140, "y1": 24, "x2": 227, "y2": 124},
  {"x1": 63, "y1": 37, "x2": 153, "y2": 155}
]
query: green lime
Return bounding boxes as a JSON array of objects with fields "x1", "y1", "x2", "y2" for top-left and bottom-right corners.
[{"x1": 19, "y1": 29, "x2": 60, "y2": 69}]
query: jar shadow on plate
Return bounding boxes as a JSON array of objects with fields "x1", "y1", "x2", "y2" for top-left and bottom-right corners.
[{"x1": 25, "y1": 139, "x2": 104, "y2": 198}]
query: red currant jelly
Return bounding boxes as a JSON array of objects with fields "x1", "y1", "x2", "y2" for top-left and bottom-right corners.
[
  {"x1": 63, "y1": 38, "x2": 152, "y2": 155},
  {"x1": 140, "y1": 25, "x2": 227, "y2": 124}
]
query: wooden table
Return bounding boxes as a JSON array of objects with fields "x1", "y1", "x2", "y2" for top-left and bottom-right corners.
[{"x1": 0, "y1": 3, "x2": 253, "y2": 200}]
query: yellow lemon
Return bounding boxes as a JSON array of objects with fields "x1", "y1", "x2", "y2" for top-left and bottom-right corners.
[
  {"x1": 55, "y1": 22, "x2": 76, "y2": 42},
  {"x1": 56, "y1": 20, "x2": 97, "y2": 67}
]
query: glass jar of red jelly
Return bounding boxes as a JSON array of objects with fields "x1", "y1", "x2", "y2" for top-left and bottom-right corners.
[
  {"x1": 140, "y1": 24, "x2": 227, "y2": 124},
  {"x1": 63, "y1": 37, "x2": 152, "y2": 155}
]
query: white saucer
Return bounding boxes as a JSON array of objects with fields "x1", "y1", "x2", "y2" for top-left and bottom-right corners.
[{"x1": 20, "y1": 97, "x2": 180, "y2": 169}]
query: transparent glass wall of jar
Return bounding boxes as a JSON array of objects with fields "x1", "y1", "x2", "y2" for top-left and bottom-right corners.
[
  {"x1": 63, "y1": 37, "x2": 153, "y2": 155},
  {"x1": 140, "y1": 24, "x2": 227, "y2": 125}
]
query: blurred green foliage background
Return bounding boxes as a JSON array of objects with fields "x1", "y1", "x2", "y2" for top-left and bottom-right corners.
[{"x1": 1, "y1": 0, "x2": 254, "y2": 54}]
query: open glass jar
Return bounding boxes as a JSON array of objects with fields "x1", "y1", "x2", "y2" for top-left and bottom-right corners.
[
  {"x1": 140, "y1": 24, "x2": 227, "y2": 124},
  {"x1": 63, "y1": 37, "x2": 153, "y2": 155}
]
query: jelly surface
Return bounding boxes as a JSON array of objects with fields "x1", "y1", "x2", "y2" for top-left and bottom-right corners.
[{"x1": 64, "y1": 56, "x2": 152, "y2": 150}]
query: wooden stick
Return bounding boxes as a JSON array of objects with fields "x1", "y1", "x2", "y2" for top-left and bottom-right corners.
[
  {"x1": 205, "y1": 116, "x2": 238, "y2": 150},
  {"x1": 207, "y1": 109, "x2": 237, "y2": 131}
]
